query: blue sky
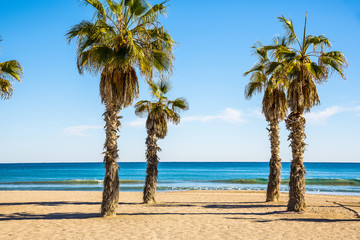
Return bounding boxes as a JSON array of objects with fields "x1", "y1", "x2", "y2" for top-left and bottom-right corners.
[{"x1": 0, "y1": 0, "x2": 359, "y2": 163}]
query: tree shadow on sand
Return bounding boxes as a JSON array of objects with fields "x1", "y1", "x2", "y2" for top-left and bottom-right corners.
[
  {"x1": 1, "y1": 201, "x2": 358, "y2": 223},
  {"x1": 226, "y1": 217, "x2": 360, "y2": 223},
  {"x1": 0, "y1": 212, "x2": 99, "y2": 221},
  {"x1": 204, "y1": 204, "x2": 284, "y2": 209},
  {"x1": 116, "y1": 201, "x2": 360, "y2": 223},
  {"x1": 0, "y1": 201, "x2": 100, "y2": 206}
]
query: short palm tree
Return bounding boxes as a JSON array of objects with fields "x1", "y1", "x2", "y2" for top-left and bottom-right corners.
[
  {"x1": 244, "y1": 39, "x2": 288, "y2": 202},
  {"x1": 66, "y1": 0, "x2": 175, "y2": 216},
  {"x1": 266, "y1": 14, "x2": 347, "y2": 211},
  {"x1": 0, "y1": 38, "x2": 23, "y2": 99},
  {"x1": 135, "y1": 80, "x2": 188, "y2": 203}
]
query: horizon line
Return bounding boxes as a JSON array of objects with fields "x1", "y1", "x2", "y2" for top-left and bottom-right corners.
[{"x1": 0, "y1": 161, "x2": 359, "y2": 164}]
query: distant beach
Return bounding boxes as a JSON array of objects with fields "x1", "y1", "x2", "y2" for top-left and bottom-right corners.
[
  {"x1": 0, "y1": 162, "x2": 359, "y2": 195},
  {"x1": 0, "y1": 190, "x2": 359, "y2": 240}
]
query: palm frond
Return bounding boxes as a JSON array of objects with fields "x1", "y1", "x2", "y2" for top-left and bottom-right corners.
[
  {"x1": 244, "y1": 76, "x2": 265, "y2": 99},
  {"x1": 169, "y1": 98, "x2": 189, "y2": 112},
  {"x1": 125, "y1": 0, "x2": 148, "y2": 16},
  {"x1": 78, "y1": 45, "x2": 115, "y2": 74},
  {"x1": 273, "y1": 45, "x2": 296, "y2": 61},
  {"x1": 106, "y1": 0, "x2": 122, "y2": 14},
  {"x1": 319, "y1": 51, "x2": 348, "y2": 79},
  {"x1": 0, "y1": 60, "x2": 23, "y2": 81},
  {"x1": 159, "y1": 80, "x2": 171, "y2": 94},
  {"x1": 135, "y1": 100, "x2": 151, "y2": 116},
  {"x1": 305, "y1": 34, "x2": 331, "y2": 52},
  {"x1": 164, "y1": 106, "x2": 179, "y2": 124},
  {"x1": 272, "y1": 35, "x2": 289, "y2": 47},
  {"x1": 151, "y1": 49, "x2": 171, "y2": 72},
  {"x1": 139, "y1": 1, "x2": 168, "y2": 24},
  {"x1": 83, "y1": 0, "x2": 107, "y2": 21},
  {"x1": 254, "y1": 47, "x2": 267, "y2": 62},
  {"x1": 244, "y1": 63, "x2": 265, "y2": 76},
  {"x1": 0, "y1": 78, "x2": 12, "y2": 99},
  {"x1": 278, "y1": 15, "x2": 297, "y2": 44},
  {"x1": 66, "y1": 20, "x2": 115, "y2": 44},
  {"x1": 305, "y1": 62, "x2": 326, "y2": 83},
  {"x1": 266, "y1": 62, "x2": 282, "y2": 75}
]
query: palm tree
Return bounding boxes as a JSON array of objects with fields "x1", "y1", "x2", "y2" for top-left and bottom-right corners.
[
  {"x1": 66, "y1": 0, "x2": 175, "y2": 216},
  {"x1": 0, "y1": 38, "x2": 23, "y2": 99},
  {"x1": 265, "y1": 14, "x2": 347, "y2": 211},
  {"x1": 244, "y1": 39, "x2": 288, "y2": 202},
  {"x1": 135, "y1": 80, "x2": 188, "y2": 203}
]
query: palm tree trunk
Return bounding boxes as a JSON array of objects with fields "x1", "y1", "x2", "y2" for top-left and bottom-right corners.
[
  {"x1": 285, "y1": 112, "x2": 306, "y2": 212},
  {"x1": 143, "y1": 128, "x2": 159, "y2": 204},
  {"x1": 266, "y1": 119, "x2": 282, "y2": 202},
  {"x1": 101, "y1": 103, "x2": 121, "y2": 217}
]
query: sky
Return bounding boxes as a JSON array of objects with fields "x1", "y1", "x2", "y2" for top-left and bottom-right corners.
[{"x1": 0, "y1": 0, "x2": 359, "y2": 163}]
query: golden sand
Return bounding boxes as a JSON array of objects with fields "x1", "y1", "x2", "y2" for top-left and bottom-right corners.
[{"x1": 0, "y1": 191, "x2": 359, "y2": 240}]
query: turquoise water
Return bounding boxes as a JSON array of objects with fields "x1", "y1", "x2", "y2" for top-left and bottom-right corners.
[{"x1": 0, "y1": 162, "x2": 359, "y2": 195}]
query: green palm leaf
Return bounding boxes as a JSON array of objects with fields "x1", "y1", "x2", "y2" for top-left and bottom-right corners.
[
  {"x1": 83, "y1": 0, "x2": 107, "y2": 21},
  {"x1": 139, "y1": 1, "x2": 168, "y2": 24},
  {"x1": 0, "y1": 57, "x2": 23, "y2": 99},
  {"x1": 125, "y1": 0, "x2": 147, "y2": 16},
  {"x1": 278, "y1": 15, "x2": 297, "y2": 44},
  {"x1": 135, "y1": 80, "x2": 188, "y2": 137},
  {"x1": 66, "y1": 0, "x2": 175, "y2": 107},
  {"x1": 305, "y1": 34, "x2": 331, "y2": 51}
]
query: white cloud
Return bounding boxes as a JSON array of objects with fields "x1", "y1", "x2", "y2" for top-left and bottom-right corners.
[
  {"x1": 64, "y1": 125, "x2": 102, "y2": 136},
  {"x1": 250, "y1": 108, "x2": 265, "y2": 120},
  {"x1": 66, "y1": 105, "x2": 360, "y2": 133},
  {"x1": 304, "y1": 105, "x2": 360, "y2": 125},
  {"x1": 182, "y1": 108, "x2": 246, "y2": 123},
  {"x1": 125, "y1": 108, "x2": 246, "y2": 127},
  {"x1": 305, "y1": 106, "x2": 342, "y2": 125},
  {"x1": 127, "y1": 118, "x2": 146, "y2": 127}
]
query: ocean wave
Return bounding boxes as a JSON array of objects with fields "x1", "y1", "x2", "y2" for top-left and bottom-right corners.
[
  {"x1": 0, "y1": 179, "x2": 143, "y2": 185},
  {"x1": 212, "y1": 178, "x2": 360, "y2": 186}
]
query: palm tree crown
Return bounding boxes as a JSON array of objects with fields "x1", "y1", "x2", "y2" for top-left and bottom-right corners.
[
  {"x1": 135, "y1": 80, "x2": 188, "y2": 138},
  {"x1": 266, "y1": 14, "x2": 347, "y2": 114},
  {"x1": 66, "y1": 0, "x2": 175, "y2": 107},
  {"x1": 0, "y1": 38, "x2": 23, "y2": 99},
  {"x1": 244, "y1": 38, "x2": 288, "y2": 122}
]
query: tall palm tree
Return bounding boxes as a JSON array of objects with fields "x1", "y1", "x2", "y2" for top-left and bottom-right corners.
[
  {"x1": 244, "y1": 39, "x2": 288, "y2": 202},
  {"x1": 0, "y1": 38, "x2": 23, "y2": 99},
  {"x1": 66, "y1": 0, "x2": 175, "y2": 216},
  {"x1": 135, "y1": 80, "x2": 188, "y2": 203},
  {"x1": 266, "y1": 14, "x2": 347, "y2": 211}
]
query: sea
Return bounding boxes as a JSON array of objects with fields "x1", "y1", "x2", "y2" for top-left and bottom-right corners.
[{"x1": 0, "y1": 162, "x2": 359, "y2": 196}]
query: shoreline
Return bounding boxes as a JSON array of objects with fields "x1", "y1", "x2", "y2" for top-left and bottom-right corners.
[
  {"x1": 1, "y1": 190, "x2": 359, "y2": 239},
  {"x1": 2, "y1": 162, "x2": 359, "y2": 197},
  {"x1": 1, "y1": 188, "x2": 359, "y2": 197}
]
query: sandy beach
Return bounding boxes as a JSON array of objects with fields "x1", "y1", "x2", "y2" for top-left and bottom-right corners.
[{"x1": 0, "y1": 190, "x2": 359, "y2": 240}]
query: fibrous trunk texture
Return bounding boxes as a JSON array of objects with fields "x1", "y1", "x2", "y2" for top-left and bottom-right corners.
[
  {"x1": 266, "y1": 119, "x2": 282, "y2": 202},
  {"x1": 285, "y1": 112, "x2": 306, "y2": 212},
  {"x1": 101, "y1": 103, "x2": 121, "y2": 217},
  {"x1": 143, "y1": 128, "x2": 159, "y2": 204}
]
